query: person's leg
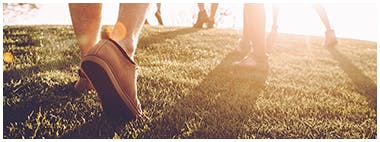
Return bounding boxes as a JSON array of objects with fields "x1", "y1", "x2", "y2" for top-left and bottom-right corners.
[
  {"x1": 246, "y1": 4, "x2": 266, "y2": 59},
  {"x1": 234, "y1": 4, "x2": 268, "y2": 70},
  {"x1": 194, "y1": 3, "x2": 208, "y2": 28},
  {"x1": 313, "y1": 4, "x2": 337, "y2": 47},
  {"x1": 271, "y1": 5, "x2": 279, "y2": 34},
  {"x1": 234, "y1": 3, "x2": 252, "y2": 54},
  {"x1": 69, "y1": 3, "x2": 102, "y2": 59},
  {"x1": 198, "y1": 3, "x2": 205, "y2": 11},
  {"x1": 314, "y1": 4, "x2": 331, "y2": 30},
  {"x1": 155, "y1": 3, "x2": 163, "y2": 25},
  {"x1": 81, "y1": 3, "x2": 150, "y2": 119},
  {"x1": 69, "y1": 3, "x2": 102, "y2": 92},
  {"x1": 156, "y1": 3, "x2": 161, "y2": 11},
  {"x1": 110, "y1": 3, "x2": 150, "y2": 59},
  {"x1": 207, "y1": 3, "x2": 219, "y2": 28},
  {"x1": 267, "y1": 5, "x2": 279, "y2": 49}
]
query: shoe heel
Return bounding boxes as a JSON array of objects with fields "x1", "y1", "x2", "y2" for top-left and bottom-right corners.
[{"x1": 82, "y1": 61, "x2": 135, "y2": 120}]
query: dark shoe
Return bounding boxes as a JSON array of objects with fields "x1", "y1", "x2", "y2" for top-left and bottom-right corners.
[
  {"x1": 193, "y1": 10, "x2": 208, "y2": 28},
  {"x1": 233, "y1": 39, "x2": 251, "y2": 55},
  {"x1": 75, "y1": 31, "x2": 111, "y2": 93},
  {"x1": 155, "y1": 11, "x2": 164, "y2": 25},
  {"x1": 324, "y1": 29, "x2": 337, "y2": 48},
  {"x1": 74, "y1": 69, "x2": 95, "y2": 93},
  {"x1": 233, "y1": 54, "x2": 269, "y2": 71},
  {"x1": 81, "y1": 38, "x2": 142, "y2": 119}
]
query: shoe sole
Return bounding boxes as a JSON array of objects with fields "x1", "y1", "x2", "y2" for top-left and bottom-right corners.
[{"x1": 81, "y1": 57, "x2": 137, "y2": 120}]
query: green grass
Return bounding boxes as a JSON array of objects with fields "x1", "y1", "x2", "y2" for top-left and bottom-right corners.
[{"x1": 3, "y1": 25, "x2": 377, "y2": 138}]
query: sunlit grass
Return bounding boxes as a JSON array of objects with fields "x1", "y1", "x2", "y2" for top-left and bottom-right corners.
[{"x1": 3, "y1": 25, "x2": 377, "y2": 138}]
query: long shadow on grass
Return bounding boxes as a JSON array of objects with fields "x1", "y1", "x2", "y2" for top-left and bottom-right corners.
[
  {"x1": 3, "y1": 57, "x2": 79, "y2": 84},
  {"x1": 155, "y1": 53, "x2": 269, "y2": 138},
  {"x1": 3, "y1": 80, "x2": 127, "y2": 138},
  {"x1": 61, "y1": 114, "x2": 128, "y2": 139},
  {"x1": 327, "y1": 48, "x2": 377, "y2": 110},
  {"x1": 3, "y1": 82, "x2": 80, "y2": 127},
  {"x1": 138, "y1": 27, "x2": 200, "y2": 48}
]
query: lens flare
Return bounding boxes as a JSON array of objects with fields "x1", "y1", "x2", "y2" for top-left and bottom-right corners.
[
  {"x1": 111, "y1": 22, "x2": 127, "y2": 41},
  {"x1": 4, "y1": 52, "x2": 14, "y2": 63},
  {"x1": 78, "y1": 35, "x2": 89, "y2": 47}
]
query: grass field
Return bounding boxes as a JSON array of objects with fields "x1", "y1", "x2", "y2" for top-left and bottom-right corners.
[{"x1": 2, "y1": 25, "x2": 377, "y2": 138}]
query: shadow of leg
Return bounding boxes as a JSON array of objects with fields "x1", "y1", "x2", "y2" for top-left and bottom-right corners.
[
  {"x1": 157, "y1": 52, "x2": 269, "y2": 138},
  {"x1": 327, "y1": 48, "x2": 377, "y2": 110},
  {"x1": 61, "y1": 113, "x2": 128, "y2": 139}
]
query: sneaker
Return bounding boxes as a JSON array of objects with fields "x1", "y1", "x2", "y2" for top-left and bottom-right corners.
[
  {"x1": 81, "y1": 37, "x2": 143, "y2": 119},
  {"x1": 232, "y1": 54, "x2": 269, "y2": 71},
  {"x1": 74, "y1": 69, "x2": 94, "y2": 92}
]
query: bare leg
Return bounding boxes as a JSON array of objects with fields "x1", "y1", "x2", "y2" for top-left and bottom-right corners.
[
  {"x1": 156, "y1": 3, "x2": 161, "y2": 11},
  {"x1": 207, "y1": 3, "x2": 219, "y2": 28},
  {"x1": 69, "y1": 3, "x2": 102, "y2": 59},
  {"x1": 267, "y1": 5, "x2": 279, "y2": 49},
  {"x1": 209, "y1": 3, "x2": 218, "y2": 20},
  {"x1": 194, "y1": 3, "x2": 208, "y2": 28},
  {"x1": 314, "y1": 4, "x2": 331, "y2": 30},
  {"x1": 271, "y1": 5, "x2": 279, "y2": 33},
  {"x1": 69, "y1": 3, "x2": 102, "y2": 92},
  {"x1": 244, "y1": 4, "x2": 266, "y2": 57},
  {"x1": 314, "y1": 4, "x2": 337, "y2": 47},
  {"x1": 234, "y1": 4, "x2": 267, "y2": 70},
  {"x1": 198, "y1": 3, "x2": 205, "y2": 11},
  {"x1": 155, "y1": 3, "x2": 163, "y2": 25},
  {"x1": 234, "y1": 3, "x2": 258, "y2": 54},
  {"x1": 110, "y1": 3, "x2": 150, "y2": 59}
]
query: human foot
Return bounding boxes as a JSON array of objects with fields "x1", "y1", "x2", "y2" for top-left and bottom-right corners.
[
  {"x1": 232, "y1": 54, "x2": 269, "y2": 71},
  {"x1": 324, "y1": 29, "x2": 337, "y2": 48},
  {"x1": 193, "y1": 10, "x2": 209, "y2": 28},
  {"x1": 81, "y1": 38, "x2": 142, "y2": 119}
]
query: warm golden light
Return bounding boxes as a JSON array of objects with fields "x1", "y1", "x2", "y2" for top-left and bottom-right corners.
[
  {"x1": 78, "y1": 35, "x2": 89, "y2": 47},
  {"x1": 111, "y1": 22, "x2": 127, "y2": 41},
  {"x1": 3, "y1": 52, "x2": 14, "y2": 63},
  {"x1": 2, "y1": 4, "x2": 376, "y2": 41}
]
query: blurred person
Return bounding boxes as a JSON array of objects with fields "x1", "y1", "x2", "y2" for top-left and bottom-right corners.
[
  {"x1": 267, "y1": 4, "x2": 337, "y2": 48},
  {"x1": 145, "y1": 3, "x2": 163, "y2": 25},
  {"x1": 193, "y1": 3, "x2": 219, "y2": 28},
  {"x1": 233, "y1": 4, "x2": 268, "y2": 71}
]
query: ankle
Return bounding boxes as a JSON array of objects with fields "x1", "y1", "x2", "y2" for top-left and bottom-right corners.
[
  {"x1": 115, "y1": 38, "x2": 136, "y2": 59},
  {"x1": 326, "y1": 28, "x2": 334, "y2": 32},
  {"x1": 110, "y1": 22, "x2": 137, "y2": 59}
]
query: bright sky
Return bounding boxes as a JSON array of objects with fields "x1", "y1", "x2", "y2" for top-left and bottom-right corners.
[{"x1": 3, "y1": 3, "x2": 378, "y2": 41}]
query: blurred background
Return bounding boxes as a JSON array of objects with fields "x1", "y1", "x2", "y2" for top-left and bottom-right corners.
[{"x1": 3, "y1": 3, "x2": 377, "y2": 41}]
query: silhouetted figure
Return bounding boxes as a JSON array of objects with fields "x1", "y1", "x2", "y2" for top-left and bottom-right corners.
[
  {"x1": 233, "y1": 4, "x2": 268, "y2": 71},
  {"x1": 193, "y1": 3, "x2": 219, "y2": 28},
  {"x1": 145, "y1": 3, "x2": 163, "y2": 26},
  {"x1": 267, "y1": 4, "x2": 337, "y2": 48}
]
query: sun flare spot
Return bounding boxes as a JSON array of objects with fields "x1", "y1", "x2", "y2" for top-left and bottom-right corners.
[
  {"x1": 78, "y1": 35, "x2": 89, "y2": 47},
  {"x1": 111, "y1": 22, "x2": 127, "y2": 41},
  {"x1": 4, "y1": 52, "x2": 14, "y2": 63}
]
